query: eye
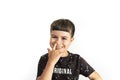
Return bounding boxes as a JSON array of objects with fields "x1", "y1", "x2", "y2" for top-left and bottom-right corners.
[
  {"x1": 62, "y1": 37, "x2": 67, "y2": 40},
  {"x1": 51, "y1": 36, "x2": 57, "y2": 38}
]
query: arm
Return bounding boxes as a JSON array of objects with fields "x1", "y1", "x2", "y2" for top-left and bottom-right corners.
[
  {"x1": 79, "y1": 57, "x2": 102, "y2": 80},
  {"x1": 37, "y1": 43, "x2": 63, "y2": 80},
  {"x1": 37, "y1": 60, "x2": 55, "y2": 80},
  {"x1": 88, "y1": 71, "x2": 102, "y2": 80}
]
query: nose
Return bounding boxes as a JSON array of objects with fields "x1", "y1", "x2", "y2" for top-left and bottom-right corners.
[{"x1": 56, "y1": 38, "x2": 62, "y2": 45}]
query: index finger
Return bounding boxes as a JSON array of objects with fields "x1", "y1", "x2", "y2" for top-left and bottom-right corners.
[{"x1": 52, "y1": 43, "x2": 57, "y2": 50}]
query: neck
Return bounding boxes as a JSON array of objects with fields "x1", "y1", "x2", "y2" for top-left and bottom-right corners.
[{"x1": 61, "y1": 50, "x2": 69, "y2": 57}]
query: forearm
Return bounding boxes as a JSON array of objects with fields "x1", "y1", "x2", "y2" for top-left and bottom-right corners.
[
  {"x1": 89, "y1": 71, "x2": 103, "y2": 80},
  {"x1": 90, "y1": 77, "x2": 102, "y2": 80},
  {"x1": 37, "y1": 61, "x2": 55, "y2": 80},
  {"x1": 89, "y1": 78, "x2": 102, "y2": 80}
]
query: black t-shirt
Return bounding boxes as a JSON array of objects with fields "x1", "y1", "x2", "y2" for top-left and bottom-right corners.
[{"x1": 37, "y1": 51, "x2": 95, "y2": 80}]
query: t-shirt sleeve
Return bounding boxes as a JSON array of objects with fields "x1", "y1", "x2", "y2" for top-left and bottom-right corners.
[
  {"x1": 79, "y1": 56, "x2": 95, "y2": 77},
  {"x1": 37, "y1": 55, "x2": 48, "y2": 78}
]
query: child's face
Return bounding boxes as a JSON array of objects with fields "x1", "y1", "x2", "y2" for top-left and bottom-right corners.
[{"x1": 50, "y1": 30, "x2": 74, "y2": 53}]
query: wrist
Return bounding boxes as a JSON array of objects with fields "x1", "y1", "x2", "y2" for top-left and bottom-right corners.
[{"x1": 47, "y1": 60, "x2": 56, "y2": 67}]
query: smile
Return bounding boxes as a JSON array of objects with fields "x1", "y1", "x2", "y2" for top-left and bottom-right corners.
[{"x1": 56, "y1": 46, "x2": 63, "y2": 49}]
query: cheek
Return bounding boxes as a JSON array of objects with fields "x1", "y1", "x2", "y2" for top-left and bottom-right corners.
[
  {"x1": 64, "y1": 41, "x2": 71, "y2": 48},
  {"x1": 49, "y1": 39, "x2": 56, "y2": 47}
]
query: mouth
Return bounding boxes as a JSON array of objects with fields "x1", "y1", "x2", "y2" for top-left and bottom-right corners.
[{"x1": 56, "y1": 46, "x2": 63, "y2": 50}]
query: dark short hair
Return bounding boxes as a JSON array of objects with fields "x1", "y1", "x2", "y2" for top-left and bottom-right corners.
[{"x1": 50, "y1": 19, "x2": 75, "y2": 37}]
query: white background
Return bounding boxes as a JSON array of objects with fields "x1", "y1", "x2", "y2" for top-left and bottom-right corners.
[{"x1": 0, "y1": 0, "x2": 120, "y2": 80}]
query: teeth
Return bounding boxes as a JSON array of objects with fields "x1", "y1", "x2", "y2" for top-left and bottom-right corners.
[
  {"x1": 56, "y1": 46, "x2": 62, "y2": 49},
  {"x1": 57, "y1": 47, "x2": 61, "y2": 48}
]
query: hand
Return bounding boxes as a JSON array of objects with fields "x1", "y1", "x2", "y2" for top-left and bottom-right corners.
[{"x1": 47, "y1": 43, "x2": 63, "y2": 65}]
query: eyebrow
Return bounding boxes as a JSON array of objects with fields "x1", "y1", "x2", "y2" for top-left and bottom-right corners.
[{"x1": 51, "y1": 34, "x2": 70, "y2": 38}]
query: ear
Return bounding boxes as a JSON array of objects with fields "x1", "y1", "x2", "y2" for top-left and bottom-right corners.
[{"x1": 70, "y1": 37, "x2": 74, "y2": 42}]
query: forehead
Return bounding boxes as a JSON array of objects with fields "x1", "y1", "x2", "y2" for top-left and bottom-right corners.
[{"x1": 51, "y1": 30, "x2": 71, "y2": 37}]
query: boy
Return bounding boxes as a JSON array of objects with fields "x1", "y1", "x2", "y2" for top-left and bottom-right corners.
[{"x1": 36, "y1": 19, "x2": 102, "y2": 80}]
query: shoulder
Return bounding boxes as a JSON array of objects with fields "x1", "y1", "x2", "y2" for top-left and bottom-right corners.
[
  {"x1": 69, "y1": 51, "x2": 82, "y2": 59},
  {"x1": 68, "y1": 51, "x2": 83, "y2": 61},
  {"x1": 39, "y1": 53, "x2": 48, "y2": 62},
  {"x1": 68, "y1": 51, "x2": 87, "y2": 62},
  {"x1": 41, "y1": 53, "x2": 48, "y2": 58}
]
